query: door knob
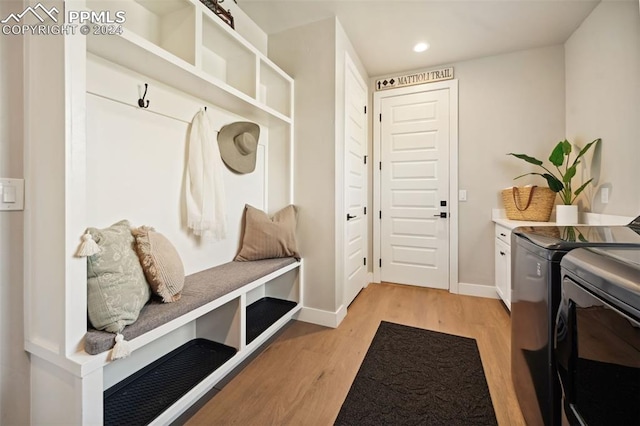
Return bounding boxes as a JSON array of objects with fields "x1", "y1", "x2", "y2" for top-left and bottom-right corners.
[
  {"x1": 347, "y1": 214, "x2": 357, "y2": 220},
  {"x1": 433, "y1": 212, "x2": 447, "y2": 218}
]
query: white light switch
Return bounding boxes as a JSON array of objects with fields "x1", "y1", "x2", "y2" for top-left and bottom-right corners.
[
  {"x1": 459, "y1": 189, "x2": 467, "y2": 202},
  {"x1": 0, "y1": 178, "x2": 24, "y2": 211},
  {"x1": 3, "y1": 185, "x2": 16, "y2": 203}
]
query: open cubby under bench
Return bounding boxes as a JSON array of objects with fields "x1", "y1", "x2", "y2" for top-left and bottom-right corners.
[{"x1": 82, "y1": 257, "x2": 302, "y2": 425}]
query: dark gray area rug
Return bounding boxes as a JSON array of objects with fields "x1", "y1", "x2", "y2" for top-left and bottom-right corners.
[{"x1": 334, "y1": 321, "x2": 498, "y2": 425}]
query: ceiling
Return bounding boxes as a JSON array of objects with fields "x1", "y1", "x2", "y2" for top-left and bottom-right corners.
[{"x1": 238, "y1": 0, "x2": 600, "y2": 77}]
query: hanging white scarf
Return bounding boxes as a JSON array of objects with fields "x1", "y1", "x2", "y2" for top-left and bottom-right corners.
[{"x1": 186, "y1": 110, "x2": 227, "y2": 239}]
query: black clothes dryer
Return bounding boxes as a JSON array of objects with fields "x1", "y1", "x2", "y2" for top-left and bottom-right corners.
[
  {"x1": 556, "y1": 246, "x2": 640, "y2": 425},
  {"x1": 510, "y1": 216, "x2": 640, "y2": 426}
]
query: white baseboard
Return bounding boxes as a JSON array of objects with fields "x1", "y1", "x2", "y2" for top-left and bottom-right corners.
[
  {"x1": 365, "y1": 272, "x2": 373, "y2": 287},
  {"x1": 362, "y1": 279, "x2": 498, "y2": 300},
  {"x1": 457, "y1": 282, "x2": 499, "y2": 299},
  {"x1": 295, "y1": 304, "x2": 347, "y2": 328}
]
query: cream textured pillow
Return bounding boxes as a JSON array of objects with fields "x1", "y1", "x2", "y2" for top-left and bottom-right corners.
[
  {"x1": 86, "y1": 220, "x2": 151, "y2": 334},
  {"x1": 235, "y1": 204, "x2": 300, "y2": 261},
  {"x1": 132, "y1": 226, "x2": 185, "y2": 303}
]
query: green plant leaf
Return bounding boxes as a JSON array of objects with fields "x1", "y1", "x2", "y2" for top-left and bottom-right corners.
[
  {"x1": 541, "y1": 173, "x2": 564, "y2": 192},
  {"x1": 508, "y1": 153, "x2": 543, "y2": 166},
  {"x1": 512, "y1": 172, "x2": 563, "y2": 192},
  {"x1": 562, "y1": 139, "x2": 572, "y2": 155},
  {"x1": 572, "y1": 138, "x2": 600, "y2": 166},
  {"x1": 513, "y1": 173, "x2": 532, "y2": 180},
  {"x1": 573, "y1": 178, "x2": 593, "y2": 197},
  {"x1": 563, "y1": 164, "x2": 577, "y2": 183},
  {"x1": 549, "y1": 142, "x2": 566, "y2": 167}
]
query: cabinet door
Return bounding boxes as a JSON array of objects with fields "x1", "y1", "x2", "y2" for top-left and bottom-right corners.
[{"x1": 495, "y1": 238, "x2": 511, "y2": 309}]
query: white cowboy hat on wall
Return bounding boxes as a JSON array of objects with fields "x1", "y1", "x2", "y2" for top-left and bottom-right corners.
[{"x1": 217, "y1": 121, "x2": 260, "y2": 174}]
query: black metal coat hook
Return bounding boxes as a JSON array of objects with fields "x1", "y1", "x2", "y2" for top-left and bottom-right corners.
[{"x1": 138, "y1": 83, "x2": 150, "y2": 108}]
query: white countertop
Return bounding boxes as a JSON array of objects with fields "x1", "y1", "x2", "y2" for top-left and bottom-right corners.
[{"x1": 492, "y1": 209, "x2": 634, "y2": 230}]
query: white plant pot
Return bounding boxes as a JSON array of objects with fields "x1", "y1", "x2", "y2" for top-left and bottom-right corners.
[{"x1": 556, "y1": 204, "x2": 578, "y2": 225}]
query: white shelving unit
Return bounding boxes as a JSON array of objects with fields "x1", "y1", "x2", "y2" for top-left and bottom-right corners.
[
  {"x1": 23, "y1": 0, "x2": 295, "y2": 424},
  {"x1": 85, "y1": 0, "x2": 292, "y2": 126}
]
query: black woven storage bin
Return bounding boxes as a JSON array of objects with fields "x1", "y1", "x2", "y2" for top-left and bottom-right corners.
[
  {"x1": 104, "y1": 338, "x2": 236, "y2": 426},
  {"x1": 246, "y1": 297, "x2": 297, "y2": 344}
]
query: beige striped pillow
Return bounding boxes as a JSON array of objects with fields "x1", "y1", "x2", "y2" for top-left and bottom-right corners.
[
  {"x1": 235, "y1": 204, "x2": 300, "y2": 261},
  {"x1": 132, "y1": 226, "x2": 185, "y2": 303}
]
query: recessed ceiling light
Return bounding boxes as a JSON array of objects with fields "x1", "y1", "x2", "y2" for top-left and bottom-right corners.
[{"x1": 413, "y1": 42, "x2": 429, "y2": 53}]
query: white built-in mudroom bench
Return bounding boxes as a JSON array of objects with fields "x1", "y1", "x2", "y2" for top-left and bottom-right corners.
[{"x1": 23, "y1": 0, "x2": 298, "y2": 424}]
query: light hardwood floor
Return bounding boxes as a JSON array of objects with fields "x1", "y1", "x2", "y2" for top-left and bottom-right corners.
[{"x1": 186, "y1": 283, "x2": 526, "y2": 425}]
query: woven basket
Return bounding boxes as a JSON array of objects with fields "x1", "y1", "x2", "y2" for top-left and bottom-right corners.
[{"x1": 501, "y1": 186, "x2": 555, "y2": 222}]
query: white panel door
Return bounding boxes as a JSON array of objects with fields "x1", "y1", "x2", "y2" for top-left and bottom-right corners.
[
  {"x1": 380, "y1": 89, "x2": 449, "y2": 288},
  {"x1": 343, "y1": 56, "x2": 368, "y2": 307}
]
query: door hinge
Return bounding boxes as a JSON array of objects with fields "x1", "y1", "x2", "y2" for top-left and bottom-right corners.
[
  {"x1": 379, "y1": 162, "x2": 382, "y2": 171},
  {"x1": 379, "y1": 210, "x2": 382, "y2": 219},
  {"x1": 379, "y1": 113, "x2": 382, "y2": 122},
  {"x1": 364, "y1": 206, "x2": 367, "y2": 215},
  {"x1": 364, "y1": 155, "x2": 367, "y2": 165},
  {"x1": 379, "y1": 258, "x2": 382, "y2": 267},
  {"x1": 364, "y1": 106, "x2": 367, "y2": 114},
  {"x1": 364, "y1": 257, "x2": 367, "y2": 266}
]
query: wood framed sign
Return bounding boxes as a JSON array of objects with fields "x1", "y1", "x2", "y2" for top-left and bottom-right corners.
[{"x1": 375, "y1": 67, "x2": 454, "y2": 91}]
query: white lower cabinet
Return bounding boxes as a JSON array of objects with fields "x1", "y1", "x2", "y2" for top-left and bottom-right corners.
[{"x1": 494, "y1": 224, "x2": 512, "y2": 310}]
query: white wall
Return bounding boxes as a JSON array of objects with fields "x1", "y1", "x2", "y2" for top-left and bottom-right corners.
[
  {"x1": 84, "y1": 56, "x2": 269, "y2": 275},
  {"x1": 269, "y1": 18, "x2": 338, "y2": 314},
  {"x1": 565, "y1": 0, "x2": 640, "y2": 216},
  {"x1": 0, "y1": 0, "x2": 30, "y2": 423},
  {"x1": 269, "y1": 18, "x2": 368, "y2": 317},
  {"x1": 455, "y1": 45, "x2": 566, "y2": 286}
]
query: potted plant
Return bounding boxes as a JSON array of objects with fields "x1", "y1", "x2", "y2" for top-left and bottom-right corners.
[{"x1": 508, "y1": 138, "x2": 601, "y2": 224}]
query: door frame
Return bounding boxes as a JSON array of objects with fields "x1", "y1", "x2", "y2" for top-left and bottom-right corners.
[{"x1": 372, "y1": 79, "x2": 459, "y2": 293}]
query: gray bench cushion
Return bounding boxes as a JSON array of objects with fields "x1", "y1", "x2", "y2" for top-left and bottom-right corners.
[{"x1": 84, "y1": 257, "x2": 298, "y2": 355}]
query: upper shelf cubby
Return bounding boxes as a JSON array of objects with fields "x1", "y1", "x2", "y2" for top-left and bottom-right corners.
[
  {"x1": 84, "y1": 0, "x2": 292, "y2": 125},
  {"x1": 259, "y1": 59, "x2": 292, "y2": 118},
  {"x1": 87, "y1": 0, "x2": 196, "y2": 65},
  {"x1": 200, "y1": 12, "x2": 256, "y2": 98}
]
